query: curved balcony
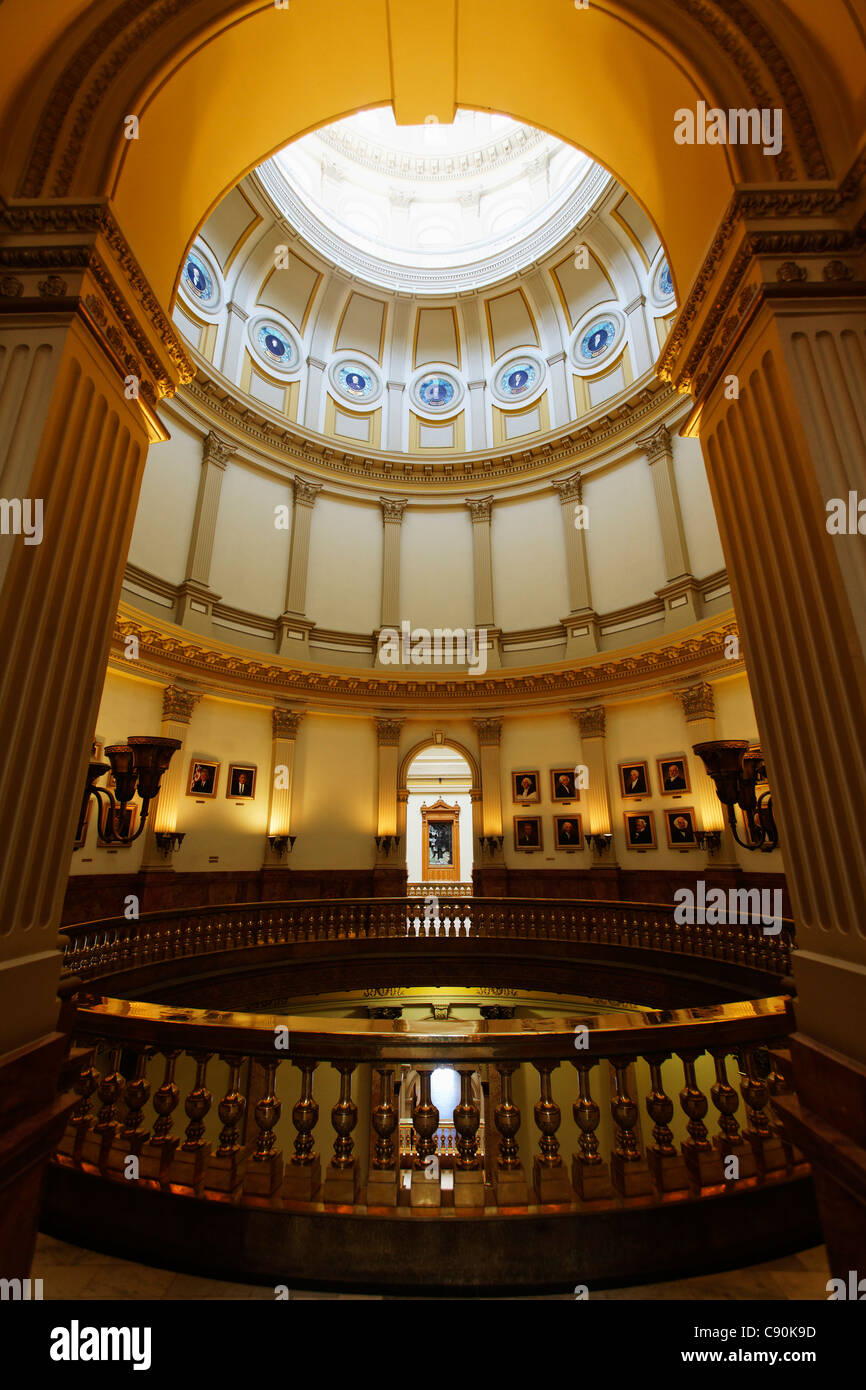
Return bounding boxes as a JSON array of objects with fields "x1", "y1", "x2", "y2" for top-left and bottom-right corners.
[{"x1": 44, "y1": 896, "x2": 817, "y2": 1292}]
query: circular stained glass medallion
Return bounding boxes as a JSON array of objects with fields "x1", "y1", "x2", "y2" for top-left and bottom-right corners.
[
  {"x1": 184, "y1": 252, "x2": 214, "y2": 304},
  {"x1": 336, "y1": 362, "x2": 378, "y2": 403},
  {"x1": 579, "y1": 319, "x2": 617, "y2": 362},
  {"x1": 415, "y1": 374, "x2": 457, "y2": 411},
  {"x1": 496, "y1": 359, "x2": 538, "y2": 399},
  {"x1": 256, "y1": 323, "x2": 299, "y2": 372},
  {"x1": 659, "y1": 261, "x2": 674, "y2": 298}
]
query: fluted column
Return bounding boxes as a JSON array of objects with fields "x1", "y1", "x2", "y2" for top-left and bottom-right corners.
[
  {"x1": 573, "y1": 706, "x2": 618, "y2": 866},
  {"x1": 278, "y1": 475, "x2": 322, "y2": 658},
  {"x1": 675, "y1": 682, "x2": 737, "y2": 866},
  {"x1": 473, "y1": 716, "x2": 504, "y2": 853},
  {"x1": 374, "y1": 718, "x2": 405, "y2": 891},
  {"x1": 552, "y1": 471, "x2": 599, "y2": 655},
  {"x1": 466, "y1": 495, "x2": 500, "y2": 668},
  {"x1": 176, "y1": 430, "x2": 232, "y2": 633},
  {"x1": 263, "y1": 708, "x2": 304, "y2": 867},
  {"x1": 140, "y1": 685, "x2": 202, "y2": 869},
  {"x1": 638, "y1": 423, "x2": 701, "y2": 629},
  {"x1": 378, "y1": 496, "x2": 407, "y2": 637}
]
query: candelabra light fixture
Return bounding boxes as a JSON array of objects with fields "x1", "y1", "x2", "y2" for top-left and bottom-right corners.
[
  {"x1": 375, "y1": 834, "x2": 401, "y2": 856},
  {"x1": 585, "y1": 831, "x2": 612, "y2": 854},
  {"x1": 479, "y1": 835, "x2": 504, "y2": 854},
  {"x1": 155, "y1": 831, "x2": 186, "y2": 857},
  {"x1": 268, "y1": 834, "x2": 296, "y2": 857},
  {"x1": 694, "y1": 829, "x2": 722, "y2": 854},
  {"x1": 692, "y1": 740, "x2": 779, "y2": 851},
  {"x1": 76, "y1": 737, "x2": 182, "y2": 849}
]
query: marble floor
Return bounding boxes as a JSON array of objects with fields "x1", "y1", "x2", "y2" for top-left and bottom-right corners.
[{"x1": 32, "y1": 1233, "x2": 831, "y2": 1300}]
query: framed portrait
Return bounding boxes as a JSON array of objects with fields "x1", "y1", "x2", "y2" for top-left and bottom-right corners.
[
  {"x1": 624, "y1": 810, "x2": 657, "y2": 849},
  {"x1": 513, "y1": 816, "x2": 543, "y2": 851},
  {"x1": 97, "y1": 802, "x2": 138, "y2": 848},
  {"x1": 512, "y1": 770, "x2": 540, "y2": 804},
  {"x1": 421, "y1": 799, "x2": 461, "y2": 881},
  {"x1": 554, "y1": 815, "x2": 584, "y2": 851},
  {"x1": 619, "y1": 761, "x2": 650, "y2": 798},
  {"x1": 664, "y1": 807, "x2": 697, "y2": 848},
  {"x1": 227, "y1": 764, "x2": 257, "y2": 799},
  {"x1": 550, "y1": 768, "x2": 580, "y2": 802},
  {"x1": 187, "y1": 759, "x2": 219, "y2": 798},
  {"x1": 657, "y1": 756, "x2": 691, "y2": 795}
]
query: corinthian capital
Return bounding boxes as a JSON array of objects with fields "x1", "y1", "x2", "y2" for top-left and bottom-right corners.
[
  {"x1": 676, "y1": 682, "x2": 715, "y2": 722},
  {"x1": 473, "y1": 716, "x2": 502, "y2": 747},
  {"x1": 637, "y1": 423, "x2": 672, "y2": 465},
  {"x1": 273, "y1": 708, "x2": 304, "y2": 739},
  {"x1": 466, "y1": 495, "x2": 494, "y2": 524},
  {"x1": 552, "y1": 471, "x2": 582, "y2": 505},
  {"x1": 574, "y1": 706, "x2": 606, "y2": 739},
  {"x1": 162, "y1": 685, "x2": 200, "y2": 724},
  {"x1": 202, "y1": 430, "x2": 233, "y2": 470},
  {"x1": 293, "y1": 475, "x2": 323, "y2": 508},
  {"x1": 375, "y1": 717, "x2": 404, "y2": 746},
  {"x1": 380, "y1": 497, "x2": 408, "y2": 524}
]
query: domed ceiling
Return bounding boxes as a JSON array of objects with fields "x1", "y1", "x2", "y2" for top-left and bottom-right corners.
[{"x1": 173, "y1": 109, "x2": 678, "y2": 467}]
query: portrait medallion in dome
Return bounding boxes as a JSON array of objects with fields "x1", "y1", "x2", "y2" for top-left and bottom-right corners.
[
  {"x1": 492, "y1": 356, "x2": 544, "y2": 406},
  {"x1": 183, "y1": 251, "x2": 215, "y2": 306},
  {"x1": 254, "y1": 322, "x2": 300, "y2": 373},
  {"x1": 412, "y1": 372, "x2": 460, "y2": 413},
  {"x1": 331, "y1": 359, "x2": 381, "y2": 405},
  {"x1": 652, "y1": 257, "x2": 676, "y2": 306},
  {"x1": 579, "y1": 319, "x2": 618, "y2": 363}
]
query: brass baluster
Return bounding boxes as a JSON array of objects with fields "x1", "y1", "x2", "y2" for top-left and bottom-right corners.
[
  {"x1": 644, "y1": 1053, "x2": 689, "y2": 1193},
  {"x1": 170, "y1": 1050, "x2": 213, "y2": 1193},
  {"x1": 283, "y1": 1061, "x2": 321, "y2": 1201},
  {"x1": 57, "y1": 1054, "x2": 100, "y2": 1165},
  {"x1": 368, "y1": 1065, "x2": 400, "y2": 1206},
  {"x1": 739, "y1": 1046, "x2": 787, "y2": 1176},
  {"x1": 609, "y1": 1058, "x2": 652, "y2": 1196},
  {"x1": 410, "y1": 1064, "x2": 441, "y2": 1207},
  {"x1": 453, "y1": 1065, "x2": 484, "y2": 1207},
  {"x1": 532, "y1": 1062, "x2": 572, "y2": 1201},
  {"x1": 140, "y1": 1050, "x2": 181, "y2": 1185},
  {"x1": 678, "y1": 1050, "x2": 725, "y2": 1189},
  {"x1": 244, "y1": 1058, "x2": 283, "y2": 1197},
  {"x1": 105, "y1": 1045, "x2": 152, "y2": 1175},
  {"x1": 709, "y1": 1047, "x2": 756, "y2": 1180},
  {"x1": 80, "y1": 1045, "x2": 123, "y2": 1170},
  {"x1": 323, "y1": 1062, "x2": 360, "y2": 1202},
  {"x1": 493, "y1": 1062, "x2": 529, "y2": 1204},
  {"x1": 571, "y1": 1059, "x2": 611, "y2": 1199},
  {"x1": 206, "y1": 1053, "x2": 248, "y2": 1196}
]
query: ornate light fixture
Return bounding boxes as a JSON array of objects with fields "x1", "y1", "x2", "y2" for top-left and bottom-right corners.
[
  {"x1": 76, "y1": 737, "x2": 181, "y2": 849},
  {"x1": 375, "y1": 834, "x2": 401, "y2": 856},
  {"x1": 479, "y1": 835, "x2": 504, "y2": 854},
  {"x1": 268, "y1": 834, "x2": 296, "y2": 857},
  {"x1": 692, "y1": 741, "x2": 779, "y2": 851},
  {"x1": 694, "y1": 829, "x2": 722, "y2": 855},
  {"x1": 155, "y1": 831, "x2": 186, "y2": 857},
  {"x1": 585, "y1": 832, "x2": 612, "y2": 854}
]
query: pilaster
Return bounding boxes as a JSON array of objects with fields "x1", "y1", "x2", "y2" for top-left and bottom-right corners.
[
  {"x1": 638, "y1": 423, "x2": 700, "y2": 630},
  {"x1": 572, "y1": 706, "x2": 618, "y2": 866},
  {"x1": 176, "y1": 430, "x2": 232, "y2": 634},
  {"x1": 278, "y1": 474, "x2": 322, "y2": 658},
  {"x1": 552, "y1": 471, "x2": 599, "y2": 655}
]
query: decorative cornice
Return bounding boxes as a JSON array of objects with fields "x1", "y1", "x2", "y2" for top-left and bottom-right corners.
[
  {"x1": 380, "y1": 496, "x2": 408, "y2": 524},
  {"x1": 112, "y1": 609, "x2": 739, "y2": 709},
  {"x1": 466, "y1": 495, "x2": 494, "y2": 523},
  {"x1": 676, "y1": 681, "x2": 715, "y2": 722},
  {"x1": 473, "y1": 717, "x2": 502, "y2": 747},
  {"x1": 161, "y1": 684, "x2": 200, "y2": 724},
  {"x1": 272, "y1": 708, "x2": 304, "y2": 739},
  {"x1": 551, "y1": 471, "x2": 582, "y2": 505},
  {"x1": 375, "y1": 717, "x2": 404, "y2": 745},
  {"x1": 574, "y1": 706, "x2": 606, "y2": 739},
  {"x1": 202, "y1": 430, "x2": 233, "y2": 470},
  {"x1": 293, "y1": 475, "x2": 323, "y2": 508},
  {"x1": 637, "y1": 423, "x2": 672, "y2": 465}
]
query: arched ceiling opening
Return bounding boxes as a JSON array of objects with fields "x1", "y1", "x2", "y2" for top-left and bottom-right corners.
[{"x1": 1, "y1": 0, "x2": 857, "y2": 320}]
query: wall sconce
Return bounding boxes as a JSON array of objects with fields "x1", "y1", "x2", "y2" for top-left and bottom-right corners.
[
  {"x1": 585, "y1": 832, "x2": 612, "y2": 854},
  {"x1": 479, "y1": 835, "x2": 504, "y2": 854},
  {"x1": 375, "y1": 834, "x2": 401, "y2": 856},
  {"x1": 692, "y1": 740, "x2": 779, "y2": 851},
  {"x1": 75, "y1": 737, "x2": 181, "y2": 849},
  {"x1": 155, "y1": 831, "x2": 185, "y2": 857},
  {"x1": 694, "y1": 830, "x2": 722, "y2": 854},
  {"x1": 268, "y1": 834, "x2": 296, "y2": 858}
]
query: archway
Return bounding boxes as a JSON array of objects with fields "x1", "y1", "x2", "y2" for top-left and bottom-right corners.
[{"x1": 404, "y1": 744, "x2": 475, "y2": 893}]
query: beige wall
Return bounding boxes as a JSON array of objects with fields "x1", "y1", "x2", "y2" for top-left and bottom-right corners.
[
  {"x1": 210, "y1": 463, "x2": 291, "y2": 617},
  {"x1": 307, "y1": 495, "x2": 382, "y2": 633},
  {"x1": 128, "y1": 414, "x2": 201, "y2": 584}
]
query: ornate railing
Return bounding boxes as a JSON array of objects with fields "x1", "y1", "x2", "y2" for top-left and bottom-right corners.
[
  {"x1": 55, "y1": 992, "x2": 802, "y2": 1216},
  {"x1": 406, "y1": 882, "x2": 473, "y2": 898},
  {"x1": 60, "y1": 895, "x2": 794, "y2": 982}
]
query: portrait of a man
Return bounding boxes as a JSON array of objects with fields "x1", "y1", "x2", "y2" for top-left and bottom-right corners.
[
  {"x1": 346, "y1": 372, "x2": 365, "y2": 392},
  {"x1": 658, "y1": 757, "x2": 690, "y2": 794},
  {"x1": 665, "y1": 809, "x2": 697, "y2": 847},
  {"x1": 513, "y1": 816, "x2": 542, "y2": 850},
  {"x1": 187, "y1": 760, "x2": 219, "y2": 798},
  {"x1": 228, "y1": 765, "x2": 257, "y2": 799},
  {"x1": 619, "y1": 762, "x2": 650, "y2": 798},
  {"x1": 554, "y1": 815, "x2": 583, "y2": 850},
  {"x1": 512, "y1": 771, "x2": 540, "y2": 803},
  {"x1": 551, "y1": 768, "x2": 579, "y2": 802},
  {"x1": 428, "y1": 821, "x2": 453, "y2": 867},
  {"x1": 624, "y1": 811, "x2": 656, "y2": 848}
]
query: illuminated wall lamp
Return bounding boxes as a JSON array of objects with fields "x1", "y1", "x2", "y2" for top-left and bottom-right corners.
[
  {"x1": 155, "y1": 831, "x2": 185, "y2": 857},
  {"x1": 585, "y1": 832, "x2": 612, "y2": 854},
  {"x1": 75, "y1": 737, "x2": 181, "y2": 849},
  {"x1": 268, "y1": 834, "x2": 296, "y2": 858},
  {"x1": 692, "y1": 740, "x2": 779, "y2": 852},
  {"x1": 694, "y1": 829, "x2": 722, "y2": 854}
]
